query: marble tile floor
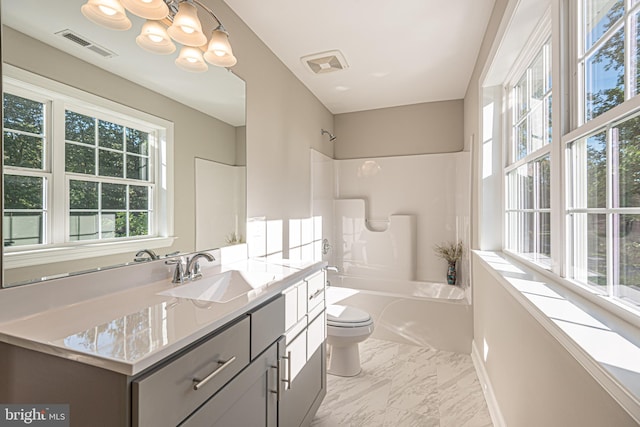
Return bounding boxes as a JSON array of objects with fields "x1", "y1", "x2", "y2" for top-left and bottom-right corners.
[{"x1": 311, "y1": 338, "x2": 493, "y2": 427}]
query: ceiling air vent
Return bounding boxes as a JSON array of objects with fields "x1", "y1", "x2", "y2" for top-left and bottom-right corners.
[
  {"x1": 56, "y1": 29, "x2": 116, "y2": 58},
  {"x1": 301, "y1": 50, "x2": 349, "y2": 75}
]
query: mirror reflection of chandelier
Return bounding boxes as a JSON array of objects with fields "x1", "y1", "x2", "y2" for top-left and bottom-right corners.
[{"x1": 80, "y1": 0, "x2": 237, "y2": 72}]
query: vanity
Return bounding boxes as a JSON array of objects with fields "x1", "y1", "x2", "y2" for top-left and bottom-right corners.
[{"x1": 0, "y1": 252, "x2": 327, "y2": 427}]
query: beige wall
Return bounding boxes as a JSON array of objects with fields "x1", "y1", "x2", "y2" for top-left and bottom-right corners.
[
  {"x1": 473, "y1": 255, "x2": 636, "y2": 426},
  {"x1": 209, "y1": 0, "x2": 334, "y2": 255},
  {"x1": 3, "y1": 27, "x2": 238, "y2": 283},
  {"x1": 333, "y1": 100, "x2": 464, "y2": 159}
]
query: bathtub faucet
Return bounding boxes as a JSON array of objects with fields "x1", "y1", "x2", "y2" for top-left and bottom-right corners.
[{"x1": 325, "y1": 266, "x2": 339, "y2": 272}]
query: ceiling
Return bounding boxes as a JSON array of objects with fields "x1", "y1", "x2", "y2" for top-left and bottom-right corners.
[
  {"x1": 224, "y1": 0, "x2": 495, "y2": 114},
  {"x1": 3, "y1": 0, "x2": 496, "y2": 121},
  {"x1": 2, "y1": 0, "x2": 246, "y2": 126}
]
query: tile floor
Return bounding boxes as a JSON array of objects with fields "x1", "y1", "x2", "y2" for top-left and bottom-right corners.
[{"x1": 311, "y1": 338, "x2": 493, "y2": 427}]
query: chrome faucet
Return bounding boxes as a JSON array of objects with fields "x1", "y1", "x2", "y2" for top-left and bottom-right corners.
[
  {"x1": 134, "y1": 249, "x2": 159, "y2": 262},
  {"x1": 165, "y1": 257, "x2": 186, "y2": 284},
  {"x1": 186, "y1": 252, "x2": 216, "y2": 281}
]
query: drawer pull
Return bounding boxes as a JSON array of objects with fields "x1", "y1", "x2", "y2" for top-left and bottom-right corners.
[
  {"x1": 281, "y1": 351, "x2": 292, "y2": 390},
  {"x1": 309, "y1": 289, "x2": 323, "y2": 300},
  {"x1": 192, "y1": 356, "x2": 237, "y2": 391}
]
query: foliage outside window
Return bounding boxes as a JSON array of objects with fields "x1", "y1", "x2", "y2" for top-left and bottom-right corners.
[
  {"x1": 505, "y1": 38, "x2": 552, "y2": 267},
  {"x1": 563, "y1": 0, "x2": 640, "y2": 309},
  {"x1": 3, "y1": 82, "x2": 159, "y2": 250}
]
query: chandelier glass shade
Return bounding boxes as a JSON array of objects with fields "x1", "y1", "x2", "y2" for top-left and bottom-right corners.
[{"x1": 81, "y1": 0, "x2": 237, "y2": 72}]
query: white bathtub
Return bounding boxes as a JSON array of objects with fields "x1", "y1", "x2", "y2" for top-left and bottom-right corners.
[{"x1": 326, "y1": 274, "x2": 472, "y2": 353}]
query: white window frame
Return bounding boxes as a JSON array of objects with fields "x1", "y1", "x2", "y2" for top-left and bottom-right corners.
[
  {"x1": 503, "y1": 16, "x2": 553, "y2": 269},
  {"x1": 3, "y1": 65, "x2": 174, "y2": 268}
]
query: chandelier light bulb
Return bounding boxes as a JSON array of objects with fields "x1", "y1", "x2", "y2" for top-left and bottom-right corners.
[
  {"x1": 81, "y1": 0, "x2": 132, "y2": 31},
  {"x1": 167, "y1": 1, "x2": 207, "y2": 46},
  {"x1": 175, "y1": 46, "x2": 208, "y2": 72},
  {"x1": 136, "y1": 20, "x2": 176, "y2": 54}
]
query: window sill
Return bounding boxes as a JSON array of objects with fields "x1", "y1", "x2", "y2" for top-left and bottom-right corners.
[
  {"x1": 474, "y1": 250, "x2": 640, "y2": 423},
  {"x1": 4, "y1": 237, "x2": 176, "y2": 269}
]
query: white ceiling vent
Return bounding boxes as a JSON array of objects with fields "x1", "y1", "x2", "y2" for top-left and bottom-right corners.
[
  {"x1": 301, "y1": 50, "x2": 349, "y2": 75},
  {"x1": 56, "y1": 29, "x2": 116, "y2": 58}
]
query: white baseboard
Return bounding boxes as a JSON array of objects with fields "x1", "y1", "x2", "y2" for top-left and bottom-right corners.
[{"x1": 471, "y1": 339, "x2": 506, "y2": 427}]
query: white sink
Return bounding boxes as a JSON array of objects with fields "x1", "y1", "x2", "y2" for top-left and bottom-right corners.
[{"x1": 158, "y1": 270, "x2": 278, "y2": 303}]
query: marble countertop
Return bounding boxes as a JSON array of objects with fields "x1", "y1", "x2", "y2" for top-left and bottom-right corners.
[{"x1": 0, "y1": 258, "x2": 324, "y2": 376}]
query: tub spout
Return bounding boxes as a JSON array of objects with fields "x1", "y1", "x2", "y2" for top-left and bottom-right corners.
[{"x1": 325, "y1": 266, "x2": 339, "y2": 272}]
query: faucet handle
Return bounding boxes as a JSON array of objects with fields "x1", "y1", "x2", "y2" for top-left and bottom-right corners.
[{"x1": 165, "y1": 258, "x2": 186, "y2": 284}]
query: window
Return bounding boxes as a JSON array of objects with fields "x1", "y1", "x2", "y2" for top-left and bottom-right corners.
[
  {"x1": 563, "y1": 0, "x2": 640, "y2": 309},
  {"x1": 2, "y1": 68, "x2": 173, "y2": 266},
  {"x1": 505, "y1": 38, "x2": 553, "y2": 267}
]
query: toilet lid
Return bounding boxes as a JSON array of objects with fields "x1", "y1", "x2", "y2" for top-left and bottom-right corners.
[{"x1": 327, "y1": 305, "x2": 372, "y2": 327}]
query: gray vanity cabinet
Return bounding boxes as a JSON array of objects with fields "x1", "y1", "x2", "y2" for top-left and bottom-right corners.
[
  {"x1": 180, "y1": 338, "x2": 281, "y2": 427},
  {"x1": 279, "y1": 271, "x2": 327, "y2": 427}
]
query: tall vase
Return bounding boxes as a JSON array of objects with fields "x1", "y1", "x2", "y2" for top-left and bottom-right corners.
[{"x1": 447, "y1": 261, "x2": 457, "y2": 285}]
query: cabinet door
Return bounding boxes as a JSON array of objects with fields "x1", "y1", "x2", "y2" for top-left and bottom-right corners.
[
  {"x1": 279, "y1": 343, "x2": 325, "y2": 427},
  {"x1": 180, "y1": 338, "x2": 280, "y2": 427}
]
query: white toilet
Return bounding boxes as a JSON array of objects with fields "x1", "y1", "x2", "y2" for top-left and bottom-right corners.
[{"x1": 326, "y1": 304, "x2": 374, "y2": 377}]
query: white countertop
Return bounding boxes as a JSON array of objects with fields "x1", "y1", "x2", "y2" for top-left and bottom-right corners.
[{"x1": 0, "y1": 258, "x2": 323, "y2": 376}]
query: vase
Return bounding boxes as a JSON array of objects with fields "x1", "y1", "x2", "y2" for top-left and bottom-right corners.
[{"x1": 446, "y1": 261, "x2": 457, "y2": 285}]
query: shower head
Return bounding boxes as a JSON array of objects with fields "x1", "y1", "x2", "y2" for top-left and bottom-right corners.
[{"x1": 321, "y1": 129, "x2": 337, "y2": 142}]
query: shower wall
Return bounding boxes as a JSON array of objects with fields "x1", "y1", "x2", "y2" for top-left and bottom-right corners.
[{"x1": 334, "y1": 152, "x2": 471, "y2": 285}]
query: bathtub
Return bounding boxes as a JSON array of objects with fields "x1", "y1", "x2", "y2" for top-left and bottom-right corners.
[{"x1": 326, "y1": 274, "x2": 472, "y2": 353}]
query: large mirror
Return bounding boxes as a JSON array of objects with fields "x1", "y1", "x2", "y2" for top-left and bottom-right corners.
[{"x1": 1, "y1": 0, "x2": 246, "y2": 287}]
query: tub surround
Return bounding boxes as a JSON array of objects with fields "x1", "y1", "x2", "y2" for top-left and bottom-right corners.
[
  {"x1": 0, "y1": 247, "x2": 324, "y2": 376},
  {"x1": 327, "y1": 275, "x2": 472, "y2": 353}
]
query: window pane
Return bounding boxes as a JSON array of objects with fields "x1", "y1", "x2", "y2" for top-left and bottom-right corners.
[
  {"x1": 4, "y1": 175, "x2": 43, "y2": 209},
  {"x1": 4, "y1": 93, "x2": 44, "y2": 134},
  {"x1": 584, "y1": 0, "x2": 624, "y2": 51},
  {"x1": 98, "y1": 149, "x2": 124, "y2": 178},
  {"x1": 69, "y1": 180, "x2": 98, "y2": 210},
  {"x1": 585, "y1": 27, "x2": 625, "y2": 121},
  {"x1": 101, "y1": 212, "x2": 127, "y2": 238},
  {"x1": 588, "y1": 213, "x2": 607, "y2": 288},
  {"x1": 515, "y1": 120, "x2": 528, "y2": 161},
  {"x1": 129, "y1": 212, "x2": 148, "y2": 236},
  {"x1": 530, "y1": 104, "x2": 544, "y2": 153},
  {"x1": 538, "y1": 212, "x2": 551, "y2": 260},
  {"x1": 538, "y1": 155, "x2": 551, "y2": 209},
  {"x1": 65, "y1": 111, "x2": 95, "y2": 145},
  {"x1": 614, "y1": 115, "x2": 640, "y2": 207},
  {"x1": 531, "y1": 51, "x2": 545, "y2": 100},
  {"x1": 66, "y1": 143, "x2": 95, "y2": 174},
  {"x1": 129, "y1": 186, "x2": 149, "y2": 210},
  {"x1": 4, "y1": 212, "x2": 43, "y2": 247},
  {"x1": 587, "y1": 133, "x2": 607, "y2": 208},
  {"x1": 126, "y1": 155, "x2": 148, "y2": 181},
  {"x1": 547, "y1": 95, "x2": 553, "y2": 144},
  {"x1": 620, "y1": 214, "x2": 640, "y2": 306},
  {"x1": 4, "y1": 131, "x2": 44, "y2": 169},
  {"x1": 98, "y1": 120, "x2": 124, "y2": 150},
  {"x1": 69, "y1": 212, "x2": 99, "y2": 241},
  {"x1": 126, "y1": 128, "x2": 149, "y2": 155},
  {"x1": 514, "y1": 74, "x2": 528, "y2": 120},
  {"x1": 102, "y1": 183, "x2": 126, "y2": 210}
]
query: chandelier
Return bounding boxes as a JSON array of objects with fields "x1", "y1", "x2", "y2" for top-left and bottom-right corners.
[{"x1": 80, "y1": 0, "x2": 237, "y2": 72}]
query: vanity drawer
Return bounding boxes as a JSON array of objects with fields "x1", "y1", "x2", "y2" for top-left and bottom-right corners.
[
  {"x1": 250, "y1": 295, "x2": 285, "y2": 359},
  {"x1": 306, "y1": 272, "x2": 325, "y2": 312},
  {"x1": 133, "y1": 317, "x2": 250, "y2": 427}
]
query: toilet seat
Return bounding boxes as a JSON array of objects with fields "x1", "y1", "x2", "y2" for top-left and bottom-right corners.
[{"x1": 327, "y1": 305, "x2": 373, "y2": 328}]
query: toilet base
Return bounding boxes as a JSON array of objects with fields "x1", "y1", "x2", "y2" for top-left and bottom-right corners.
[{"x1": 327, "y1": 343, "x2": 362, "y2": 377}]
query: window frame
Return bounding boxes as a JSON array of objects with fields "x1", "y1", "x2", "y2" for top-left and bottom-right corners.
[
  {"x1": 503, "y1": 17, "x2": 553, "y2": 269},
  {"x1": 3, "y1": 65, "x2": 174, "y2": 268}
]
